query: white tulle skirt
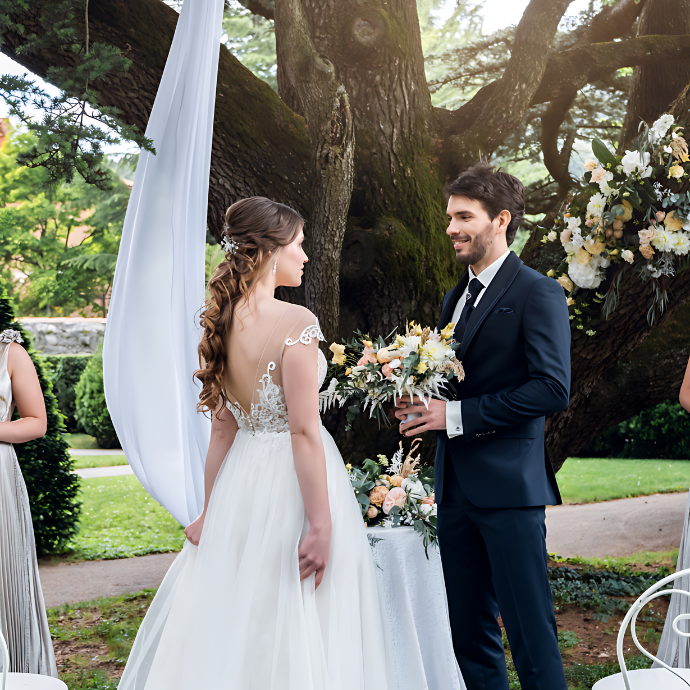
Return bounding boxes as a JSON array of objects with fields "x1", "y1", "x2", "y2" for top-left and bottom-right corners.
[{"x1": 118, "y1": 426, "x2": 391, "y2": 690}]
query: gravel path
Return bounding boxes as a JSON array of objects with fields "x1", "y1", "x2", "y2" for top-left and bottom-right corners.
[
  {"x1": 39, "y1": 492, "x2": 690, "y2": 607},
  {"x1": 546, "y1": 491, "x2": 688, "y2": 558},
  {"x1": 73, "y1": 465, "x2": 134, "y2": 479}
]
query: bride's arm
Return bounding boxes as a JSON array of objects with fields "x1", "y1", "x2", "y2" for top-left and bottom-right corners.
[
  {"x1": 0, "y1": 343, "x2": 46, "y2": 444},
  {"x1": 185, "y1": 403, "x2": 238, "y2": 545},
  {"x1": 681, "y1": 356, "x2": 690, "y2": 413},
  {"x1": 283, "y1": 336, "x2": 331, "y2": 589}
]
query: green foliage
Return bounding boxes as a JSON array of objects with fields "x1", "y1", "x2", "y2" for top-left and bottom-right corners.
[
  {"x1": 0, "y1": 281, "x2": 80, "y2": 554},
  {"x1": 558, "y1": 630, "x2": 581, "y2": 651},
  {"x1": 579, "y1": 400, "x2": 690, "y2": 460},
  {"x1": 40, "y1": 354, "x2": 91, "y2": 431},
  {"x1": 548, "y1": 565, "x2": 671, "y2": 620},
  {"x1": 0, "y1": 127, "x2": 131, "y2": 316},
  {"x1": 67, "y1": 476, "x2": 184, "y2": 560},
  {"x1": 564, "y1": 655, "x2": 653, "y2": 689},
  {"x1": 557, "y1": 457, "x2": 690, "y2": 504},
  {"x1": 74, "y1": 344, "x2": 118, "y2": 448},
  {"x1": 0, "y1": 0, "x2": 153, "y2": 189}
]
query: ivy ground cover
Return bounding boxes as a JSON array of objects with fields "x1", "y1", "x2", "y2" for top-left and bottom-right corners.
[{"x1": 558, "y1": 458, "x2": 690, "y2": 504}]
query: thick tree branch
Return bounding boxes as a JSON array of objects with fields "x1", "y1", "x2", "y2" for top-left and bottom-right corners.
[
  {"x1": 438, "y1": 35, "x2": 690, "y2": 144},
  {"x1": 540, "y1": 92, "x2": 577, "y2": 197},
  {"x1": 239, "y1": 0, "x2": 275, "y2": 21},
  {"x1": 579, "y1": 0, "x2": 646, "y2": 44},
  {"x1": 444, "y1": 0, "x2": 571, "y2": 169},
  {"x1": 0, "y1": 0, "x2": 311, "y2": 239},
  {"x1": 274, "y1": 0, "x2": 355, "y2": 340}
]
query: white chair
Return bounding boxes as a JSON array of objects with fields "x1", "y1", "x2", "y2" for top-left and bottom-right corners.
[
  {"x1": 0, "y1": 630, "x2": 66, "y2": 689},
  {"x1": 594, "y1": 567, "x2": 690, "y2": 689}
]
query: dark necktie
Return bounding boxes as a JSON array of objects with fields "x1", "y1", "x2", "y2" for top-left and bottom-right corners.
[{"x1": 454, "y1": 277, "x2": 484, "y2": 345}]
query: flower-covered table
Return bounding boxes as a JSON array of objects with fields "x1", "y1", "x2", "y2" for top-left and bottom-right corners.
[{"x1": 367, "y1": 526, "x2": 466, "y2": 690}]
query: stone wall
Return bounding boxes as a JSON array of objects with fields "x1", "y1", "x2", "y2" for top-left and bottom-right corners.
[{"x1": 18, "y1": 317, "x2": 106, "y2": 354}]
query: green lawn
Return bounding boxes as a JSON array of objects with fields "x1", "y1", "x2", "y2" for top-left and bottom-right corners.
[
  {"x1": 67, "y1": 475, "x2": 185, "y2": 560},
  {"x1": 557, "y1": 457, "x2": 690, "y2": 504},
  {"x1": 72, "y1": 454, "x2": 129, "y2": 469}
]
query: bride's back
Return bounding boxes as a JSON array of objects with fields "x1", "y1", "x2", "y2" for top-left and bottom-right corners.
[{"x1": 223, "y1": 298, "x2": 310, "y2": 416}]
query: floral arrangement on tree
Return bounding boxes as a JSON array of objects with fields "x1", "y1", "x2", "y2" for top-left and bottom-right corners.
[
  {"x1": 346, "y1": 439, "x2": 438, "y2": 554},
  {"x1": 541, "y1": 113, "x2": 690, "y2": 333},
  {"x1": 320, "y1": 321, "x2": 464, "y2": 429}
]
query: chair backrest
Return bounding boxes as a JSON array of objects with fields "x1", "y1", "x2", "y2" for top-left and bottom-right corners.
[
  {"x1": 617, "y1": 566, "x2": 690, "y2": 689},
  {"x1": 0, "y1": 627, "x2": 8, "y2": 690}
]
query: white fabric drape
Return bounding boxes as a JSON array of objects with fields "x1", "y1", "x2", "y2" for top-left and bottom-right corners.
[
  {"x1": 103, "y1": 0, "x2": 224, "y2": 527},
  {"x1": 655, "y1": 490, "x2": 690, "y2": 668}
]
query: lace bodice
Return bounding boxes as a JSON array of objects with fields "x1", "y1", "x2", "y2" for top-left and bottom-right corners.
[
  {"x1": 227, "y1": 323, "x2": 327, "y2": 435},
  {"x1": 0, "y1": 330, "x2": 22, "y2": 424}
]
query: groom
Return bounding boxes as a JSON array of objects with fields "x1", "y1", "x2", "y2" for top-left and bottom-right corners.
[{"x1": 395, "y1": 164, "x2": 570, "y2": 690}]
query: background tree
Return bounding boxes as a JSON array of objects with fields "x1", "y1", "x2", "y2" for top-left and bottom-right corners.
[{"x1": 1, "y1": 0, "x2": 690, "y2": 467}]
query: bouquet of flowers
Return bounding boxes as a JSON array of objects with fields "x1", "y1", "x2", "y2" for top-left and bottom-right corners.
[
  {"x1": 320, "y1": 321, "x2": 465, "y2": 430},
  {"x1": 540, "y1": 113, "x2": 690, "y2": 331},
  {"x1": 347, "y1": 439, "x2": 438, "y2": 555}
]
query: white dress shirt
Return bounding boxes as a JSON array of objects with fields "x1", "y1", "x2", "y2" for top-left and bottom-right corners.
[{"x1": 445, "y1": 250, "x2": 511, "y2": 438}]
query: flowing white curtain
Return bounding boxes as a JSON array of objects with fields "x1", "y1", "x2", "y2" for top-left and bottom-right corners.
[{"x1": 103, "y1": 0, "x2": 224, "y2": 527}]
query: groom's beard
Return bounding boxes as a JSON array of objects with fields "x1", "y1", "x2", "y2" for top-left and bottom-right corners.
[{"x1": 452, "y1": 222, "x2": 494, "y2": 266}]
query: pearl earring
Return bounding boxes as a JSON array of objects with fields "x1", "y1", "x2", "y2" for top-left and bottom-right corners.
[{"x1": 272, "y1": 259, "x2": 277, "y2": 276}]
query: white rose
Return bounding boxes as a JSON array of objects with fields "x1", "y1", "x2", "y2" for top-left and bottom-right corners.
[
  {"x1": 621, "y1": 249, "x2": 634, "y2": 264},
  {"x1": 621, "y1": 150, "x2": 652, "y2": 178},
  {"x1": 672, "y1": 232, "x2": 690, "y2": 256},
  {"x1": 568, "y1": 254, "x2": 608, "y2": 290},
  {"x1": 547, "y1": 230, "x2": 557, "y2": 242},
  {"x1": 651, "y1": 228, "x2": 674, "y2": 252},
  {"x1": 430, "y1": 504, "x2": 437, "y2": 517},
  {"x1": 401, "y1": 477, "x2": 425, "y2": 500},
  {"x1": 566, "y1": 216, "x2": 582, "y2": 232},
  {"x1": 651, "y1": 114, "x2": 674, "y2": 141},
  {"x1": 418, "y1": 503, "x2": 433, "y2": 518},
  {"x1": 586, "y1": 193, "x2": 606, "y2": 219}
]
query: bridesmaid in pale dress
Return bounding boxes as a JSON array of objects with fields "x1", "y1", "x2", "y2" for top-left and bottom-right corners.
[{"x1": 0, "y1": 329, "x2": 57, "y2": 676}]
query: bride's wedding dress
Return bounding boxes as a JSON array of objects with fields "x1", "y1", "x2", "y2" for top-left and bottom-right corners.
[{"x1": 118, "y1": 306, "x2": 390, "y2": 689}]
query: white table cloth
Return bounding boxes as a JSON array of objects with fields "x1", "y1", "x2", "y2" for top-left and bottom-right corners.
[{"x1": 367, "y1": 526, "x2": 466, "y2": 690}]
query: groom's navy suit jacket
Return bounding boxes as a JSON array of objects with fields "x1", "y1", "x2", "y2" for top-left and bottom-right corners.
[{"x1": 435, "y1": 251, "x2": 570, "y2": 508}]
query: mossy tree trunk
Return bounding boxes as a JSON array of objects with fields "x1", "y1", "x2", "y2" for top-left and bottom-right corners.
[{"x1": 4, "y1": 0, "x2": 690, "y2": 465}]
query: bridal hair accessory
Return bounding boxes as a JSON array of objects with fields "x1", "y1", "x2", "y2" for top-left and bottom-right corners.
[
  {"x1": 272, "y1": 258, "x2": 277, "y2": 276},
  {"x1": 0, "y1": 329, "x2": 23, "y2": 344},
  {"x1": 221, "y1": 235, "x2": 240, "y2": 255}
]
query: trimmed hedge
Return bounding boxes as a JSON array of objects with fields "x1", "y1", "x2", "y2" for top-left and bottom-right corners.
[
  {"x1": 40, "y1": 355, "x2": 91, "y2": 432},
  {"x1": 578, "y1": 399, "x2": 690, "y2": 460},
  {"x1": 0, "y1": 287, "x2": 81, "y2": 554},
  {"x1": 75, "y1": 344, "x2": 120, "y2": 449}
]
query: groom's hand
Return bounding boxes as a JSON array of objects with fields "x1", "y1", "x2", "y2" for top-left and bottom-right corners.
[{"x1": 394, "y1": 396, "x2": 447, "y2": 436}]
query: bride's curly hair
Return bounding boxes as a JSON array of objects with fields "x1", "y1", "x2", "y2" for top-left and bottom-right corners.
[{"x1": 195, "y1": 197, "x2": 304, "y2": 415}]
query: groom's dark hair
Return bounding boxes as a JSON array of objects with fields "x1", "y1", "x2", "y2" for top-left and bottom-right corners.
[{"x1": 445, "y1": 163, "x2": 525, "y2": 246}]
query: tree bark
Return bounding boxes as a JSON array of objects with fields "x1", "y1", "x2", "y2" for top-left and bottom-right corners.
[{"x1": 620, "y1": 0, "x2": 690, "y2": 150}]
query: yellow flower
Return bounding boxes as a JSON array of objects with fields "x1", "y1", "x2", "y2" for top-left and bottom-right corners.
[
  {"x1": 576, "y1": 247, "x2": 592, "y2": 265},
  {"x1": 416, "y1": 361, "x2": 429, "y2": 374},
  {"x1": 584, "y1": 239, "x2": 606, "y2": 255},
  {"x1": 329, "y1": 342, "x2": 346, "y2": 366},
  {"x1": 615, "y1": 199, "x2": 633, "y2": 222},
  {"x1": 665, "y1": 210, "x2": 684, "y2": 232},
  {"x1": 547, "y1": 269, "x2": 556, "y2": 277},
  {"x1": 566, "y1": 298, "x2": 576, "y2": 306},
  {"x1": 396, "y1": 334, "x2": 405, "y2": 347},
  {"x1": 362, "y1": 340, "x2": 373, "y2": 348},
  {"x1": 345, "y1": 367, "x2": 352, "y2": 375},
  {"x1": 669, "y1": 164, "x2": 684, "y2": 180},
  {"x1": 440, "y1": 323, "x2": 455, "y2": 340},
  {"x1": 414, "y1": 323, "x2": 423, "y2": 336},
  {"x1": 345, "y1": 464, "x2": 352, "y2": 470},
  {"x1": 557, "y1": 275, "x2": 573, "y2": 292}
]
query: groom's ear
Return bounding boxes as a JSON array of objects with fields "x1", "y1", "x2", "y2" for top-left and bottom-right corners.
[{"x1": 496, "y1": 210, "x2": 511, "y2": 235}]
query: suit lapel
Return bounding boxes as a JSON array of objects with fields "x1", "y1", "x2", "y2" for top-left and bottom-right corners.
[
  {"x1": 438, "y1": 272, "x2": 469, "y2": 331},
  {"x1": 458, "y1": 252, "x2": 523, "y2": 360}
]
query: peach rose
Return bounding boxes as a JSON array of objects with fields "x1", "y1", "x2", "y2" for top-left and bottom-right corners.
[
  {"x1": 584, "y1": 159, "x2": 597, "y2": 171},
  {"x1": 389, "y1": 475, "x2": 403, "y2": 487},
  {"x1": 382, "y1": 487, "x2": 407, "y2": 515},
  {"x1": 376, "y1": 346, "x2": 398, "y2": 364},
  {"x1": 369, "y1": 485, "x2": 389, "y2": 506},
  {"x1": 590, "y1": 167, "x2": 607, "y2": 183},
  {"x1": 366, "y1": 506, "x2": 378, "y2": 519},
  {"x1": 381, "y1": 363, "x2": 395, "y2": 378},
  {"x1": 656, "y1": 211, "x2": 666, "y2": 223},
  {"x1": 422, "y1": 495, "x2": 435, "y2": 506},
  {"x1": 640, "y1": 243, "x2": 655, "y2": 260},
  {"x1": 560, "y1": 228, "x2": 572, "y2": 245},
  {"x1": 638, "y1": 227, "x2": 656, "y2": 245},
  {"x1": 357, "y1": 346, "x2": 378, "y2": 367}
]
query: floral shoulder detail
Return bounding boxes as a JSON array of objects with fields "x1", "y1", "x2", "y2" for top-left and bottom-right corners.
[
  {"x1": 0, "y1": 329, "x2": 24, "y2": 344},
  {"x1": 285, "y1": 321, "x2": 325, "y2": 347}
]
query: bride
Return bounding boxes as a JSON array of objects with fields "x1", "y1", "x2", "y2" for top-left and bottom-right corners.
[{"x1": 118, "y1": 196, "x2": 391, "y2": 689}]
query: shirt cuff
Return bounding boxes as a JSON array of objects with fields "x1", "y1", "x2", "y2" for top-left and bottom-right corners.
[{"x1": 446, "y1": 401, "x2": 463, "y2": 438}]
